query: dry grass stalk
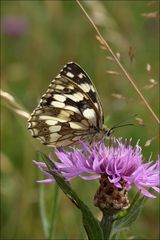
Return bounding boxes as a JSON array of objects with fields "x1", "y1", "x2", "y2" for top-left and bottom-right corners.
[
  {"x1": 76, "y1": 0, "x2": 159, "y2": 125},
  {"x1": 141, "y1": 11, "x2": 159, "y2": 19},
  {"x1": 135, "y1": 117, "x2": 145, "y2": 126},
  {"x1": 144, "y1": 136, "x2": 157, "y2": 147},
  {"x1": 111, "y1": 93, "x2": 125, "y2": 100},
  {"x1": 1, "y1": 89, "x2": 30, "y2": 120},
  {"x1": 106, "y1": 70, "x2": 120, "y2": 76}
]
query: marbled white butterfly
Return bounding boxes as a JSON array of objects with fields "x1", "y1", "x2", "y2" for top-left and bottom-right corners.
[{"x1": 28, "y1": 62, "x2": 111, "y2": 147}]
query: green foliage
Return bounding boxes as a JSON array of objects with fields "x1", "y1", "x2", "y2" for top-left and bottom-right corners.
[
  {"x1": 111, "y1": 193, "x2": 147, "y2": 238},
  {"x1": 40, "y1": 151, "x2": 104, "y2": 240},
  {"x1": 1, "y1": 1, "x2": 159, "y2": 239}
]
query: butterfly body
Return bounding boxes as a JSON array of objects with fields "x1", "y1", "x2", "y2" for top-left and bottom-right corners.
[{"x1": 28, "y1": 62, "x2": 108, "y2": 147}]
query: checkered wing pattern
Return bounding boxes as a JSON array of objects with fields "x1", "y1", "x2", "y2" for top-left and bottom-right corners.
[{"x1": 28, "y1": 62, "x2": 104, "y2": 147}]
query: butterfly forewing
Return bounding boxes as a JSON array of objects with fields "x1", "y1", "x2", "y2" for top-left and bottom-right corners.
[
  {"x1": 28, "y1": 62, "x2": 105, "y2": 147},
  {"x1": 60, "y1": 63, "x2": 104, "y2": 122}
]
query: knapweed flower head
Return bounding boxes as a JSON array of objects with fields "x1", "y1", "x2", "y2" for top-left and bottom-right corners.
[{"x1": 34, "y1": 139, "x2": 160, "y2": 202}]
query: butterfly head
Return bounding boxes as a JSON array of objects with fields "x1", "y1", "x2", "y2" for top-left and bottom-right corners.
[
  {"x1": 104, "y1": 128, "x2": 113, "y2": 138},
  {"x1": 104, "y1": 122, "x2": 134, "y2": 139}
]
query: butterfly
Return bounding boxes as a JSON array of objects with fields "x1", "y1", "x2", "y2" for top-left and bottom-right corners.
[{"x1": 28, "y1": 62, "x2": 111, "y2": 147}]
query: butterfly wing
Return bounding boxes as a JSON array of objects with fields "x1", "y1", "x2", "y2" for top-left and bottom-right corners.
[
  {"x1": 28, "y1": 62, "x2": 104, "y2": 147},
  {"x1": 60, "y1": 62, "x2": 104, "y2": 127}
]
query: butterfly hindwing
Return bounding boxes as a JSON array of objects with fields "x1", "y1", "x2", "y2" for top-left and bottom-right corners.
[{"x1": 28, "y1": 107, "x2": 90, "y2": 146}]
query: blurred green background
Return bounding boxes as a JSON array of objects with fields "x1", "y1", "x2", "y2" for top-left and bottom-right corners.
[{"x1": 1, "y1": 1, "x2": 159, "y2": 239}]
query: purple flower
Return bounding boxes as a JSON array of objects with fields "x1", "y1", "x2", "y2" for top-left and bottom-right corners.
[
  {"x1": 1, "y1": 16, "x2": 28, "y2": 37},
  {"x1": 34, "y1": 139, "x2": 160, "y2": 199}
]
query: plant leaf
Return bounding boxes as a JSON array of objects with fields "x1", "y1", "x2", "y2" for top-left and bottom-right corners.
[
  {"x1": 38, "y1": 151, "x2": 104, "y2": 240},
  {"x1": 36, "y1": 151, "x2": 49, "y2": 238},
  {"x1": 111, "y1": 193, "x2": 147, "y2": 238}
]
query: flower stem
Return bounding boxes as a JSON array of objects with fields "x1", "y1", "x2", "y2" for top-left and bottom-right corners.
[
  {"x1": 48, "y1": 185, "x2": 60, "y2": 240},
  {"x1": 101, "y1": 213, "x2": 114, "y2": 240}
]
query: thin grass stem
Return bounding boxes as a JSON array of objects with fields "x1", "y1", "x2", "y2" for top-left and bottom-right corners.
[{"x1": 76, "y1": 0, "x2": 159, "y2": 125}]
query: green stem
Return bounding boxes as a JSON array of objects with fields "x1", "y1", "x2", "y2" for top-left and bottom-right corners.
[
  {"x1": 48, "y1": 184, "x2": 60, "y2": 240},
  {"x1": 101, "y1": 213, "x2": 114, "y2": 240},
  {"x1": 39, "y1": 184, "x2": 49, "y2": 238}
]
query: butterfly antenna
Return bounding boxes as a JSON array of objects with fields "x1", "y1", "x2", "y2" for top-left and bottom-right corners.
[
  {"x1": 106, "y1": 123, "x2": 135, "y2": 136},
  {"x1": 106, "y1": 115, "x2": 137, "y2": 136},
  {"x1": 111, "y1": 114, "x2": 137, "y2": 129}
]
